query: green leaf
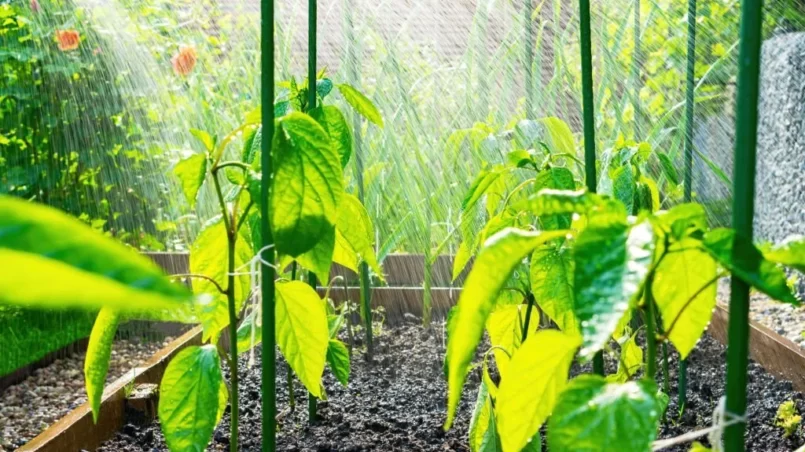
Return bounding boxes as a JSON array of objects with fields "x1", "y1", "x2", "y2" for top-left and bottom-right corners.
[
  {"x1": 84, "y1": 308, "x2": 120, "y2": 423},
  {"x1": 611, "y1": 166, "x2": 635, "y2": 214},
  {"x1": 496, "y1": 330, "x2": 580, "y2": 452},
  {"x1": 332, "y1": 229, "x2": 359, "y2": 273},
  {"x1": 316, "y1": 78, "x2": 334, "y2": 98},
  {"x1": 702, "y1": 228, "x2": 798, "y2": 304},
  {"x1": 534, "y1": 168, "x2": 577, "y2": 230},
  {"x1": 656, "y1": 203, "x2": 707, "y2": 240},
  {"x1": 453, "y1": 241, "x2": 473, "y2": 282},
  {"x1": 337, "y1": 194, "x2": 384, "y2": 281},
  {"x1": 159, "y1": 345, "x2": 226, "y2": 452},
  {"x1": 764, "y1": 236, "x2": 805, "y2": 273},
  {"x1": 656, "y1": 151, "x2": 679, "y2": 185},
  {"x1": 547, "y1": 376, "x2": 661, "y2": 452},
  {"x1": 573, "y1": 217, "x2": 654, "y2": 358},
  {"x1": 486, "y1": 304, "x2": 538, "y2": 376},
  {"x1": 293, "y1": 226, "x2": 335, "y2": 279},
  {"x1": 654, "y1": 241, "x2": 717, "y2": 359},
  {"x1": 337, "y1": 83, "x2": 383, "y2": 127},
  {"x1": 445, "y1": 228, "x2": 569, "y2": 428},
  {"x1": 468, "y1": 382, "x2": 499, "y2": 452},
  {"x1": 540, "y1": 117, "x2": 576, "y2": 155},
  {"x1": 607, "y1": 332, "x2": 643, "y2": 383},
  {"x1": 310, "y1": 106, "x2": 353, "y2": 168},
  {"x1": 236, "y1": 310, "x2": 261, "y2": 354},
  {"x1": 513, "y1": 189, "x2": 601, "y2": 217},
  {"x1": 191, "y1": 218, "x2": 253, "y2": 342},
  {"x1": 189, "y1": 128, "x2": 216, "y2": 152},
  {"x1": 326, "y1": 339, "x2": 350, "y2": 386},
  {"x1": 271, "y1": 112, "x2": 343, "y2": 257},
  {"x1": 636, "y1": 176, "x2": 660, "y2": 213},
  {"x1": 276, "y1": 280, "x2": 329, "y2": 397},
  {"x1": 0, "y1": 249, "x2": 193, "y2": 318},
  {"x1": 0, "y1": 195, "x2": 189, "y2": 300},
  {"x1": 463, "y1": 166, "x2": 508, "y2": 211},
  {"x1": 242, "y1": 126, "x2": 260, "y2": 164},
  {"x1": 530, "y1": 244, "x2": 580, "y2": 337},
  {"x1": 174, "y1": 154, "x2": 208, "y2": 208}
]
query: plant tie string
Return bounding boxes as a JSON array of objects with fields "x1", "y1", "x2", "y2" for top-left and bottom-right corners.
[{"x1": 651, "y1": 396, "x2": 746, "y2": 451}]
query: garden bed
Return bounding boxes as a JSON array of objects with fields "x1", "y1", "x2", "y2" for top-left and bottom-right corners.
[{"x1": 95, "y1": 321, "x2": 805, "y2": 451}]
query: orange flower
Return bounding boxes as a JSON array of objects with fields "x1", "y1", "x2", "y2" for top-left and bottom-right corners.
[
  {"x1": 171, "y1": 46, "x2": 197, "y2": 77},
  {"x1": 55, "y1": 30, "x2": 80, "y2": 52}
]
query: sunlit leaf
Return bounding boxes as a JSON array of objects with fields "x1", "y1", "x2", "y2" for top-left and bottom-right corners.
[
  {"x1": 236, "y1": 310, "x2": 261, "y2": 354},
  {"x1": 656, "y1": 203, "x2": 707, "y2": 240},
  {"x1": 326, "y1": 339, "x2": 350, "y2": 386},
  {"x1": 445, "y1": 228, "x2": 568, "y2": 428},
  {"x1": 85, "y1": 308, "x2": 120, "y2": 423},
  {"x1": 310, "y1": 106, "x2": 353, "y2": 168},
  {"x1": 486, "y1": 304, "x2": 538, "y2": 377},
  {"x1": 547, "y1": 376, "x2": 661, "y2": 452},
  {"x1": 191, "y1": 217, "x2": 252, "y2": 342},
  {"x1": 656, "y1": 151, "x2": 679, "y2": 185},
  {"x1": 513, "y1": 189, "x2": 601, "y2": 217},
  {"x1": 293, "y1": 226, "x2": 335, "y2": 279},
  {"x1": 189, "y1": 128, "x2": 215, "y2": 152},
  {"x1": 276, "y1": 281, "x2": 329, "y2": 397},
  {"x1": 530, "y1": 244, "x2": 580, "y2": 337},
  {"x1": 337, "y1": 83, "x2": 383, "y2": 127},
  {"x1": 0, "y1": 195, "x2": 189, "y2": 300},
  {"x1": 654, "y1": 240, "x2": 717, "y2": 359},
  {"x1": 534, "y1": 168, "x2": 577, "y2": 230},
  {"x1": 611, "y1": 166, "x2": 635, "y2": 214},
  {"x1": 496, "y1": 330, "x2": 580, "y2": 452},
  {"x1": 174, "y1": 154, "x2": 207, "y2": 208},
  {"x1": 573, "y1": 216, "x2": 654, "y2": 358},
  {"x1": 271, "y1": 112, "x2": 343, "y2": 257},
  {"x1": 159, "y1": 345, "x2": 226, "y2": 452},
  {"x1": 468, "y1": 381, "x2": 499, "y2": 452},
  {"x1": 764, "y1": 235, "x2": 805, "y2": 273},
  {"x1": 606, "y1": 332, "x2": 643, "y2": 383},
  {"x1": 702, "y1": 228, "x2": 798, "y2": 304},
  {"x1": 337, "y1": 194, "x2": 384, "y2": 281}
]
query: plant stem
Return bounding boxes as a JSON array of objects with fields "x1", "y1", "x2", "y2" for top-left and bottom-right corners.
[
  {"x1": 679, "y1": 358, "x2": 688, "y2": 413},
  {"x1": 226, "y1": 224, "x2": 239, "y2": 452},
  {"x1": 644, "y1": 274, "x2": 657, "y2": 381},
  {"x1": 662, "y1": 340, "x2": 670, "y2": 395},
  {"x1": 359, "y1": 262, "x2": 373, "y2": 358},
  {"x1": 170, "y1": 274, "x2": 226, "y2": 294},
  {"x1": 286, "y1": 363, "x2": 295, "y2": 411},
  {"x1": 521, "y1": 292, "x2": 536, "y2": 342},
  {"x1": 307, "y1": 270, "x2": 318, "y2": 424}
]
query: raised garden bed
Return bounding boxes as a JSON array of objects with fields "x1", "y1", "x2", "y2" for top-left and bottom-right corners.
[
  {"x1": 8, "y1": 254, "x2": 805, "y2": 451},
  {"x1": 95, "y1": 321, "x2": 805, "y2": 451}
]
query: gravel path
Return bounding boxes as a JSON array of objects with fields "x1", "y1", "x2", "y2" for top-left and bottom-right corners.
[
  {"x1": 0, "y1": 337, "x2": 174, "y2": 451},
  {"x1": 719, "y1": 279, "x2": 805, "y2": 348}
]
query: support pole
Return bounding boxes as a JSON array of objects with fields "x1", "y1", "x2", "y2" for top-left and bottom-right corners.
[
  {"x1": 259, "y1": 0, "x2": 277, "y2": 449},
  {"x1": 524, "y1": 0, "x2": 534, "y2": 118},
  {"x1": 680, "y1": 0, "x2": 697, "y2": 413},
  {"x1": 632, "y1": 0, "x2": 642, "y2": 137},
  {"x1": 724, "y1": 0, "x2": 764, "y2": 449},
  {"x1": 308, "y1": 0, "x2": 317, "y2": 111},
  {"x1": 578, "y1": 0, "x2": 604, "y2": 376}
]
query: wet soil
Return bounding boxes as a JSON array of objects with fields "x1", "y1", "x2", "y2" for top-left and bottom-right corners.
[{"x1": 96, "y1": 321, "x2": 805, "y2": 451}]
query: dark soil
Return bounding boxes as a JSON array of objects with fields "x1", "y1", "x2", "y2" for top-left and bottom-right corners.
[{"x1": 97, "y1": 321, "x2": 805, "y2": 451}]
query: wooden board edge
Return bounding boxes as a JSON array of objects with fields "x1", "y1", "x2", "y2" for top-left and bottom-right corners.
[{"x1": 19, "y1": 326, "x2": 203, "y2": 452}]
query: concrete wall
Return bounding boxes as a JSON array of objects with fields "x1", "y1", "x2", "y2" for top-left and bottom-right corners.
[{"x1": 756, "y1": 33, "x2": 805, "y2": 247}]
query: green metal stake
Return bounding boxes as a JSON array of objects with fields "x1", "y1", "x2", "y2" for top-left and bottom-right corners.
[
  {"x1": 344, "y1": 0, "x2": 373, "y2": 358},
  {"x1": 724, "y1": 0, "x2": 764, "y2": 449},
  {"x1": 631, "y1": 0, "x2": 642, "y2": 137},
  {"x1": 679, "y1": 0, "x2": 697, "y2": 414},
  {"x1": 524, "y1": 0, "x2": 534, "y2": 118},
  {"x1": 306, "y1": 0, "x2": 319, "y2": 424},
  {"x1": 579, "y1": 0, "x2": 604, "y2": 376},
  {"x1": 260, "y1": 0, "x2": 277, "y2": 449}
]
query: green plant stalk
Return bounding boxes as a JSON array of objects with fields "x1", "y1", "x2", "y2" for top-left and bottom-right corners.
[
  {"x1": 225, "y1": 227, "x2": 239, "y2": 452},
  {"x1": 725, "y1": 0, "x2": 763, "y2": 448},
  {"x1": 211, "y1": 170, "x2": 240, "y2": 452},
  {"x1": 260, "y1": 0, "x2": 277, "y2": 448},
  {"x1": 680, "y1": 0, "x2": 697, "y2": 413},
  {"x1": 521, "y1": 292, "x2": 537, "y2": 341},
  {"x1": 307, "y1": 271, "x2": 318, "y2": 423},
  {"x1": 423, "y1": 208, "x2": 433, "y2": 328},
  {"x1": 578, "y1": 0, "x2": 603, "y2": 376},
  {"x1": 662, "y1": 341, "x2": 670, "y2": 394},
  {"x1": 644, "y1": 280, "x2": 658, "y2": 381}
]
